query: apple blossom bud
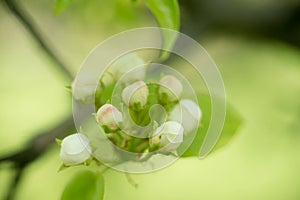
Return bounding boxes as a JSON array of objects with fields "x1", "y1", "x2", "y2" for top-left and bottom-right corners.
[
  {"x1": 108, "y1": 53, "x2": 146, "y2": 83},
  {"x1": 100, "y1": 72, "x2": 115, "y2": 87},
  {"x1": 72, "y1": 73, "x2": 98, "y2": 103},
  {"x1": 150, "y1": 121, "x2": 184, "y2": 152},
  {"x1": 169, "y1": 99, "x2": 201, "y2": 133},
  {"x1": 60, "y1": 133, "x2": 92, "y2": 166},
  {"x1": 96, "y1": 104, "x2": 123, "y2": 131},
  {"x1": 159, "y1": 75, "x2": 183, "y2": 102},
  {"x1": 122, "y1": 81, "x2": 149, "y2": 107}
]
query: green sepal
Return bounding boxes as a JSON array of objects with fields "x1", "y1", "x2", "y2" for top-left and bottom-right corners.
[
  {"x1": 58, "y1": 164, "x2": 69, "y2": 172},
  {"x1": 56, "y1": 138, "x2": 62, "y2": 146}
]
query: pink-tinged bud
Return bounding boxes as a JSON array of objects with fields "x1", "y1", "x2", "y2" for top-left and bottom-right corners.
[
  {"x1": 150, "y1": 121, "x2": 184, "y2": 152},
  {"x1": 169, "y1": 99, "x2": 202, "y2": 134},
  {"x1": 60, "y1": 133, "x2": 92, "y2": 166},
  {"x1": 96, "y1": 104, "x2": 123, "y2": 130},
  {"x1": 122, "y1": 81, "x2": 149, "y2": 107},
  {"x1": 159, "y1": 75, "x2": 183, "y2": 102}
]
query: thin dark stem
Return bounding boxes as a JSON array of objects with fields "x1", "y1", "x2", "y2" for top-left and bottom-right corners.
[
  {"x1": 2, "y1": 0, "x2": 73, "y2": 80},
  {"x1": 0, "y1": 115, "x2": 76, "y2": 166},
  {"x1": 5, "y1": 167, "x2": 24, "y2": 200},
  {"x1": 0, "y1": 1, "x2": 79, "y2": 199},
  {"x1": 0, "y1": 115, "x2": 76, "y2": 199},
  {"x1": 0, "y1": 0, "x2": 77, "y2": 166}
]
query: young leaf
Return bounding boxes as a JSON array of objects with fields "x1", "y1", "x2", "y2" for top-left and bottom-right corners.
[
  {"x1": 61, "y1": 171, "x2": 104, "y2": 200},
  {"x1": 53, "y1": 0, "x2": 72, "y2": 14},
  {"x1": 144, "y1": 0, "x2": 180, "y2": 60},
  {"x1": 181, "y1": 95, "x2": 242, "y2": 157}
]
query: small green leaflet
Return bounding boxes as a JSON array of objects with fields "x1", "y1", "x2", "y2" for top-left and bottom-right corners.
[
  {"x1": 53, "y1": 0, "x2": 72, "y2": 14},
  {"x1": 144, "y1": 0, "x2": 180, "y2": 60},
  {"x1": 61, "y1": 171, "x2": 104, "y2": 200},
  {"x1": 181, "y1": 95, "x2": 242, "y2": 157}
]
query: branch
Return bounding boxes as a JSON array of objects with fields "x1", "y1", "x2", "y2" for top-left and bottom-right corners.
[
  {"x1": 1, "y1": 0, "x2": 76, "y2": 198},
  {"x1": 0, "y1": 114, "x2": 76, "y2": 200},
  {"x1": 2, "y1": 0, "x2": 73, "y2": 80},
  {"x1": 0, "y1": 115, "x2": 76, "y2": 167},
  {"x1": 5, "y1": 168, "x2": 24, "y2": 200},
  {"x1": 0, "y1": 0, "x2": 78, "y2": 170}
]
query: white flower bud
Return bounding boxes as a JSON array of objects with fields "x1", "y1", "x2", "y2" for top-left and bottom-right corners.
[
  {"x1": 108, "y1": 53, "x2": 146, "y2": 83},
  {"x1": 100, "y1": 72, "x2": 114, "y2": 87},
  {"x1": 159, "y1": 75, "x2": 183, "y2": 102},
  {"x1": 150, "y1": 121, "x2": 184, "y2": 152},
  {"x1": 96, "y1": 104, "x2": 123, "y2": 130},
  {"x1": 169, "y1": 99, "x2": 202, "y2": 134},
  {"x1": 72, "y1": 73, "x2": 98, "y2": 103},
  {"x1": 60, "y1": 133, "x2": 92, "y2": 166},
  {"x1": 122, "y1": 81, "x2": 149, "y2": 107}
]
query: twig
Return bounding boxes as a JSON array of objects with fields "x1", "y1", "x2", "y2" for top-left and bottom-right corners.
[
  {"x1": 0, "y1": 114, "x2": 77, "y2": 199},
  {"x1": 2, "y1": 0, "x2": 73, "y2": 80},
  {"x1": 0, "y1": 0, "x2": 77, "y2": 199},
  {"x1": 5, "y1": 167, "x2": 24, "y2": 200},
  {"x1": 0, "y1": 115, "x2": 76, "y2": 166}
]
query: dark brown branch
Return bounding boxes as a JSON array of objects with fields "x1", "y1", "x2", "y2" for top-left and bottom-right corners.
[
  {"x1": 0, "y1": 115, "x2": 76, "y2": 167},
  {"x1": 0, "y1": 0, "x2": 78, "y2": 167},
  {"x1": 0, "y1": 115, "x2": 76, "y2": 199},
  {"x1": 0, "y1": 0, "x2": 76, "y2": 199},
  {"x1": 2, "y1": 0, "x2": 73, "y2": 80},
  {"x1": 5, "y1": 168, "x2": 24, "y2": 200}
]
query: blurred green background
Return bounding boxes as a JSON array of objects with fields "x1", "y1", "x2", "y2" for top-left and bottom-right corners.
[{"x1": 1, "y1": 0, "x2": 300, "y2": 199}]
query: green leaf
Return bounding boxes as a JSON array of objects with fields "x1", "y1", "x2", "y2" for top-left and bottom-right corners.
[
  {"x1": 181, "y1": 95, "x2": 242, "y2": 157},
  {"x1": 144, "y1": 0, "x2": 180, "y2": 60},
  {"x1": 61, "y1": 171, "x2": 104, "y2": 200},
  {"x1": 53, "y1": 0, "x2": 72, "y2": 14}
]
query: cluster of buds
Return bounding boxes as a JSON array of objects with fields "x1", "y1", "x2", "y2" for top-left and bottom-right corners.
[
  {"x1": 61, "y1": 54, "x2": 202, "y2": 165},
  {"x1": 93, "y1": 75, "x2": 201, "y2": 155}
]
